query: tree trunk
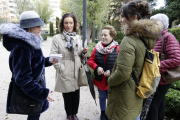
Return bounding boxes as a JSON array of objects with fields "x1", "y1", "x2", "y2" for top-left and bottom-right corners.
[
  {"x1": 86, "y1": 26, "x2": 92, "y2": 44},
  {"x1": 92, "y1": 23, "x2": 95, "y2": 42},
  {"x1": 97, "y1": 29, "x2": 101, "y2": 40}
]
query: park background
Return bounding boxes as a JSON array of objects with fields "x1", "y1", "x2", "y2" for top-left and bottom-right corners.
[{"x1": 1, "y1": 0, "x2": 180, "y2": 120}]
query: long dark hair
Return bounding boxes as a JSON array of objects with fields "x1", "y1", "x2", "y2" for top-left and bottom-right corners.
[{"x1": 59, "y1": 13, "x2": 79, "y2": 33}]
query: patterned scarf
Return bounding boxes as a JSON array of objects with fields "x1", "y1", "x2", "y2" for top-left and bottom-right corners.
[
  {"x1": 96, "y1": 40, "x2": 119, "y2": 54},
  {"x1": 63, "y1": 30, "x2": 78, "y2": 56}
]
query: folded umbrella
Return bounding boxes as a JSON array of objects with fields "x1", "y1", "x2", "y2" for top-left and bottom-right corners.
[
  {"x1": 83, "y1": 57, "x2": 97, "y2": 106},
  {"x1": 140, "y1": 93, "x2": 155, "y2": 120}
]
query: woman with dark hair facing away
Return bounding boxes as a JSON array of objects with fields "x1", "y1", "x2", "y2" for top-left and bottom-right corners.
[
  {"x1": 0, "y1": 11, "x2": 58, "y2": 120},
  {"x1": 105, "y1": 1, "x2": 164, "y2": 120},
  {"x1": 50, "y1": 13, "x2": 87, "y2": 120},
  {"x1": 88, "y1": 25, "x2": 119, "y2": 120},
  {"x1": 145, "y1": 13, "x2": 180, "y2": 120}
]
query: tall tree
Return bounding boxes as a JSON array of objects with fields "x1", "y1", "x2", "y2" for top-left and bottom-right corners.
[
  {"x1": 151, "y1": 0, "x2": 180, "y2": 28},
  {"x1": 13, "y1": 0, "x2": 34, "y2": 19},
  {"x1": 0, "y1": 11, "x2": 9, "y2": 23},
  {"x1": 56, "y1": 17, "x2": 60, "y2": 34},
  {"x1": 165, "y1": 0, "x2": 180, "y2": 27},
  {"x1": 147, "y1": 0, "x2": 158, "y2": 7},
  {"x1": 60, "y1": 0, "x2": 111, "y2": 42},
  {"x1": 49, "y1": 21, "x2": 54, "y2": 36},
  {"x1": 108, "y1": 0, "x2": 129, "y2": 24},
  {"x1": 33, "y1": 0, "x2": 53, "y2": 24}
]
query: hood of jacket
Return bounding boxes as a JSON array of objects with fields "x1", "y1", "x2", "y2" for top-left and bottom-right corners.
[
  {"x1": 121, "y1": 19, "x2": 164, "y2": 49},
  {"x1": 0, "y1": 23, "x2": 43, "y2": 51}
]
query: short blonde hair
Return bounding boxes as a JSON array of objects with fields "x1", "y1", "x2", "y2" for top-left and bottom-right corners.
[{"x1": 102, "y1": 25, "x2": 117, "y2": 38}]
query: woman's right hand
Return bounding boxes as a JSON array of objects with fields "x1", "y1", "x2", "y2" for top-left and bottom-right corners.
[
  {"x1": 97, "y1": 67, "x2": 104, "y2": 75},
  {"x1": 47, "y1": 96, "x2": 54, "y2": 102},
  {"x1": 47, "y1": 91, "x2": 54, "y2": 102}
]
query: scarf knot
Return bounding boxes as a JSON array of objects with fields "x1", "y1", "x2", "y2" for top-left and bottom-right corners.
[{"x1": 63, "y1": 30, "x2": 78, "y2": 56}]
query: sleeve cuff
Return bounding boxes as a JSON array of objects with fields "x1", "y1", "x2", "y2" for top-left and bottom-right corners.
[{"x1": 95, "y1": 66, "x2": 99, "y2": 72}]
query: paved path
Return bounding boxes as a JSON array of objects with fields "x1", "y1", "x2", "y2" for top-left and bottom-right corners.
[{"x1": 0, "y1": 37, "x2": 100, "y2": 120}]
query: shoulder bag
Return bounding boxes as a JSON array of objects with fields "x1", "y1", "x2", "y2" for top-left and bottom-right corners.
[
  {"x1": 78, "y1": 58, "x2": 88, "y2": 86},
  {"x1": 160, "y1": 33, "x2": 180, "y2": 83},
  {"x1": 7, "y1": 74, "x2": 44, "y2": 115}
]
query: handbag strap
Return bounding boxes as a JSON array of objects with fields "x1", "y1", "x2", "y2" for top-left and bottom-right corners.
[
  {"x1": 161, "y1": 34, "x2": 167, "y2": 60},
  {"x1": 131, "y1": 38, "x2": 146, "y2": 87},
  {"x1": 161, "y1": 33, "x2": 171, "y2": 60},
  {"x1": 131, "y1": 68, "x2": 139, "y2": 87}
]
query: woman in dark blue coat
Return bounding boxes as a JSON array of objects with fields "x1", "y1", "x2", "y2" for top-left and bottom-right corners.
[{"x1": 0, "y1": 11, "x2": 58, "y2": 120}]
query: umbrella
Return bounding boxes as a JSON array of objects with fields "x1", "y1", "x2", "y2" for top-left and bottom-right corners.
[
  {"x1": 83, "y1": 57, "x2": 97, "y2": 106},
  {"x1": 140, "y1": 93, "x2": 155, "y2": 120}
]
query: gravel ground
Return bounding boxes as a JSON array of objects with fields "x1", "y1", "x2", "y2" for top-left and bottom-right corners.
[{"x1": 0, "y1": 37, "x2": 101, "y2": 120}]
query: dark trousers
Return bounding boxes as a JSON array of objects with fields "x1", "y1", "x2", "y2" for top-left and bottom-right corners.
[
  {"x1": 146, "y1": 84, "x2": 171, "y2": 120},
  {"x1": 62, "y1": 89, "x2": 80, "y2": 116},
  {"x1": 27, "y1": 114, "x2": 40, "y2": 120}
]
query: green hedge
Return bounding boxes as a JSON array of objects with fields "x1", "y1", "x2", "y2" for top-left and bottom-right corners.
[
  {"x1": 168, "y1": 28, "x2": 180, "y2": 43},
  {"x1": 171, "y1": 81, "x2": 180, "y2": 90},
  {"x1": 165, "y1": 88, "x2": 180, "y2": 119},
  {"x1": 114, "y1": 31, "x2": 124, "y2": 44}
]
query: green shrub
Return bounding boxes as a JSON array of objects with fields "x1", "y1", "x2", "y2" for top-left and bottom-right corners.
[
  {"x1": 49, "y1": 22, "x2": 54, "y2": 36},
  {"x1": 168, "y1": 28, "x2": 180, "y2": 43},
  {"x1": 171, "y1": 81, "x2": 180, "y2": 90},
  {"x1": 90, "y1": 67, "x2": 95, "y2": 80},
  {"x1": 87, "y1": 42, "x2": 96, "y2": 58},
  {"x1": 165, "y1": 88, "x2": 180, "y2": 119},
  {"x1": 41, "y1": 34, "x2": 47, "y2": 41},
  {"x1": 114, "y1": 31, "x2": 124, "y2": 44}
]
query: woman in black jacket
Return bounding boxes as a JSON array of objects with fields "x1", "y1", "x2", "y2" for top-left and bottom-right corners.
[{"x1": 0, "y1": 11, "x2": 58, "y2": 120}]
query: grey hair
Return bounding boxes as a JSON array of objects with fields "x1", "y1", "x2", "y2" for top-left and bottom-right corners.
[{"x1": 150, "y1": 13, "x2": 169, "y2": 30}]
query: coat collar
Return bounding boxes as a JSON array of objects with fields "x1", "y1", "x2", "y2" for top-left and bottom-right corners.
[
  {"x1": 121, "y1": 19, "x2": 164, "y2": 49},
  {"x1": 0, "y1": 23, "x2": 43, "y2": 50}
]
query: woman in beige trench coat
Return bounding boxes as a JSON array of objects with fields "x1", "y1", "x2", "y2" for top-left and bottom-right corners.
[{"x1": 50, "y1": 13, "x2": 87, "y2": 120}]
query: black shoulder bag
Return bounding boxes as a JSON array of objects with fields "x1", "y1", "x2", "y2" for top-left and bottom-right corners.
[{"x1": 7, "y1": 74, "x2": 44, "y2": 115}]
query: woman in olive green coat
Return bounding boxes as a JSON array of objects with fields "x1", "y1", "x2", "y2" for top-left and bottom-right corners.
[{"x1": 105, "y1": 1, "x2": 163, "y2": 120}]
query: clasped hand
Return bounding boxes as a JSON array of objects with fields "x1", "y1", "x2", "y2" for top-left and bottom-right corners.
[{"x1": 97, "y1": 67, "x2": 110, "y2": 77}]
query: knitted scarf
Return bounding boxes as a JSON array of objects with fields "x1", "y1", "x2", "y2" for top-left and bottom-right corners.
[
  {"x1": 63, "y1": 30, "x2": 78, "y2": 56},
  {"x1": 96, "y1": 40, "x2": 119, "y2": 54}
]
